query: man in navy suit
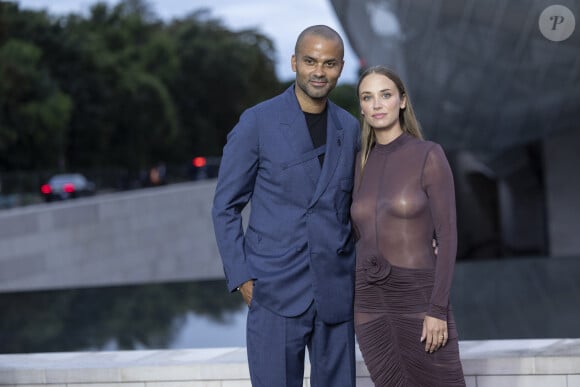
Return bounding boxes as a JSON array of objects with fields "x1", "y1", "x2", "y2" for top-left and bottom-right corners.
[{"x1": 212, "y1": 25, "x2": 359, "y2": 387}]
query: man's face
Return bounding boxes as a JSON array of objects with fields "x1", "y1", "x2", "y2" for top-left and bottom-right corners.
[{"x1": 292, "y1": 34, "x2": 344, "y2": 103}]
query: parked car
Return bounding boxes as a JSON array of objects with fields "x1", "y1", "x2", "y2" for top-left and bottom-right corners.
[{"x1": 40, "y1": 173, "x2": 96, "y2": 202}]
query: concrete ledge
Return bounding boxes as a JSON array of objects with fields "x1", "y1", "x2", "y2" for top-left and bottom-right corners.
[
  {"x1": 0, "y1": 181, "x2": 224, "y2": 293},
  {"x1": 1, "y1": 339, "x2": 579, "y2": 387}
]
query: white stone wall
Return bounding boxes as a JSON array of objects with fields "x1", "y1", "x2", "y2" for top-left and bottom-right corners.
[
  {"x1": 0, "y1": 340, "x2": 579, "y2": 387},
  {"x1": 0, "y1": 181, "x2": 224, "y2": 292}
]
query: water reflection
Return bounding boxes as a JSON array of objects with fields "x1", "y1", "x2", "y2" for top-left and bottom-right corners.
[
  {"x1": 1, "y1": 257, "x2": 579, "y2": 354},
  {"x1": 0, "y1": 279, "x2": 245, "y2": 353}
]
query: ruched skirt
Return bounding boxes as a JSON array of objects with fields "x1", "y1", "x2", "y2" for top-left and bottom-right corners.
[{"x1": 354, "y1": 263, "x2": 466, "y2": 387}]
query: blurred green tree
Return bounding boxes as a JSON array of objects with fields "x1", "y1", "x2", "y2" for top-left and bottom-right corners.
[
  {"x1": 0, "y1": 0, "x2": 281, "y2": 183},
  {"x1": 0, "y1": 38, "x2": 71, "y2": 170},
  {"x1": 168, "y1": 10, "x2": 282, "y2": 158}
]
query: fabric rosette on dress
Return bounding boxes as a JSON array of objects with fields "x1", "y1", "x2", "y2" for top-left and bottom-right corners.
[{"x1": 363, "y1": 256, "x2": 391, "y2": 285}]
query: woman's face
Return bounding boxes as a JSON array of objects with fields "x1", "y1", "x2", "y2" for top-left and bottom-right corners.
[{"x1": 358, "y1": 73, "x2": 406, "y2": 133}]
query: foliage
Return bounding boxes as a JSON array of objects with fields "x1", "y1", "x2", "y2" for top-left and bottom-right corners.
[
  {"x1": 0, "y1": 0, "x2": 281, "y2": 178},
  {"x1": 329, "y1": 83, "x2": 358, "y2": 118},
  {"x1": 0, "y1": 37, "x2": 72, "y2": 169}
]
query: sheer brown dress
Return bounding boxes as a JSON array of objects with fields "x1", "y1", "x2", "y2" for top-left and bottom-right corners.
[{"x1": 351, "y1": 133, "x2": 465, "y2": 387}]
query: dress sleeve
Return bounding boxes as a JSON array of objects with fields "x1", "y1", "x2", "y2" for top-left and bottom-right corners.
[
  {"x1": 422, "y1": 144, "x2": 457, "y2": 321},
  {"x1": 352, "y1": 151, "x2": 362, "y2": 241}
]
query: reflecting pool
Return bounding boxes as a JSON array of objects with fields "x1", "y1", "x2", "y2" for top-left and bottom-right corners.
[
  {"x1": 0, "y1": 279, "x2": 246, "y2": 353},
  {"x1": 1, "y1": 256, "x2": 579, "y2": 354}
]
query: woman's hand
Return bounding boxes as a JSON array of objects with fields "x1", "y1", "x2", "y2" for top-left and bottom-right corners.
[{"x1": 421, "y1": 315, "x2": 448, "y2": 353}]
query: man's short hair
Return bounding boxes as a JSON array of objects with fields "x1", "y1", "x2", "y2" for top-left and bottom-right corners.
[{"x1": 295, "y1": 25, "x2": 344, "y2": 57}]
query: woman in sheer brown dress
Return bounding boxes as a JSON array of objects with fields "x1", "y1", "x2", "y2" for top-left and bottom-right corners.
[{"x1": 351, "y1": 66, "x2": 466, "y2": 386}]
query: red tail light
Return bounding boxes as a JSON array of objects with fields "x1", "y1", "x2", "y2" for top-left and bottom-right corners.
[
  {"x1": 63, "y1": 183, "x2": 75, "y2": 193},
  {"x1": 41, "y1": 184, "x2": 52, "y2": 194},
  {"x1": 192, "y1": 157, "x2": 207, "y2": 168}
]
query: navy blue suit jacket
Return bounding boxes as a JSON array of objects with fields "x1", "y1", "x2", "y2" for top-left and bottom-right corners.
[{"x1": 212, "y1": 85, "x2": 359, "y2": 324}]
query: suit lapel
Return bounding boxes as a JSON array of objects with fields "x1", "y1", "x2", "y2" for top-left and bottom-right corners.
[
  {"x1": 279, "y1": 87, "x2": 321, "y2": 187},
  {"x1": 310, "y1": 104, "x2": 343, "y2": 206}
]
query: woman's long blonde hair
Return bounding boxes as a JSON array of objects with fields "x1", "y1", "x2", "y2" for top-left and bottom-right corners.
[{"x1": 357, "y1": 66, "x2": 423, "y2": 175}]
